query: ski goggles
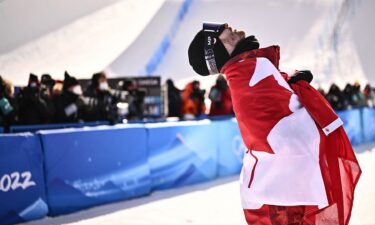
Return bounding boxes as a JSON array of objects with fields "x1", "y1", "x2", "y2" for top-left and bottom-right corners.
[{"x1": 203, "y1": 22, "x2": 227, "y2": 75}]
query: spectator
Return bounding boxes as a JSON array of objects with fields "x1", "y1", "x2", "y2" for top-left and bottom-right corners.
[
  {"x1": 54, "y1": 72, "x2": 86, "y2": 123},
  {"x1": 166, "y1": 79, "x2": 182, "y2": 118},
  {"x1": 83, "y1": 72, "x2": 118, "y2": 123},
  {"x1": 351, "y1": 82, "x2": 366, "y2": 108},
  {"x1": 40, "y1": 74, "x2": 56, "y2": 123},
  {"x1": 364, "y1": 84, "x2": 375, "y2": 107},
  {"x1": 326, "y1": 83, "x2": 346, "y2": 110},
  {"x1": 52, "y1": 80, "x2": 64, "y2": 96},
  {"x1": 342, "y1": 83, "x2": 354, "y2": 109},
  {"x1": 17, "y1": 74, "x2": 51, "y2": 124},
  {"x1": 181, "y1": 80, "x2": 206, "y2": 119},
  {"x1": 0, "y1": 76, "x2": 16, "y2": 130},
  {"x1": 208, "y1": 75, "x2": 233, "y2": 116},
  {"x1": 121, "y1": 79, "x2": 145, "y2": 120}
]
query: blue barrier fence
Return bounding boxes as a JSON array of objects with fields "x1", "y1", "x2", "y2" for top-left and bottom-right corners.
[
  {"x1": 362, "y1": 108, "x2": 375, "y2": 143},
  {"x1": 0, "y1": 108, "x2": 374, "y2": 224},
  {"x1": 337, "y1": 109, "x2": 363, "y2": 146},
  {"x1": 146, "y1": 120, "x2": 218, "y2": 190},
  {"x1": 38, "y1": 124, "x2": 150, "y2": 216},
  {"x1": 0, "y1": 133, "x2": 48, "y2": 225},
  {"x1": 216, "y1": 118, "x2": 245, "y2": 177}
]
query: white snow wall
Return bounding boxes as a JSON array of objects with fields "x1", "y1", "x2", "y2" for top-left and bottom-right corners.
[
  {"x1": 0, "y1": 0, "x2": 165, "y2": 85},
  {"x1": 106, "y1": 0, "x2": 191, "y2": 77},
  {"x1": 1, "y1": 0, "x2": 374, "y2": 88},
  {"x1": 124, "y1": 0, "x2": 375, "y2": 90}
]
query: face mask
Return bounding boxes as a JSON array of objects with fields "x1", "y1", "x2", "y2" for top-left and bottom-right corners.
[
  {"x1": 99, "y1": 82, "x2": 109, "y2": 91},
  {"x1": 71, "y1": 85, "x2": 82, "y2": 96},
  {"x1": 30, "y1": 82, "x2": 38, "y2": 88}
]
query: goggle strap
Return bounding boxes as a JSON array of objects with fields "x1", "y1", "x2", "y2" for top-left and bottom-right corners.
[{"x1": 204, "y1": 32, "x2": 219, "y2": 74}]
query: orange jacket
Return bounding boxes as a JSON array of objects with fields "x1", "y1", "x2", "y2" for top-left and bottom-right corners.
[{"x1": 181, "y1": 82, "x2": 206, "y2": 116}]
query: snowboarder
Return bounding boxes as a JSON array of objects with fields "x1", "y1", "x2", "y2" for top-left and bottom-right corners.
[{"x1": 188, "y1": 22, "x2": 361, "y2": 225}]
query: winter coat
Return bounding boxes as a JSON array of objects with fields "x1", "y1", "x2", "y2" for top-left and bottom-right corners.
[
  {"x1": 208, "y1": 85, "x2": 233, "y2": 116},
  {"x1": 167, "y1": 85, "x2": 183, "y2": 118},
  {"x1": 16, "y1": 86, "x2": 52, "y2": 125},
  {"x1": 53, "y1": 91, "x2": 85, "y2": 123},
  {"x1": 181, "y1": 82, "x2": 206, "y2": 117},
  {"x1": 326, "y1": 84, "x2": 346, "y2": 110},
  {"x1": 83, "y1": 86, "x2": 118, "y2": 122}
]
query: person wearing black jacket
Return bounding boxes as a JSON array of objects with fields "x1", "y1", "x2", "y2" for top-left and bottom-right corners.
[
  {"x1": 83, "y1": 72, "x2": 118, "y2": 123},
  {"x1": 17, "y1": 74, "x2": 52, "y2": 125},
  {"x1": 122, "y1": 79, "x2": 145, "y2": 120},
  {"x1": 54, "y1": 72, "x2": 86, "y2": 123},
  {"x1": 166, "y1": 79, "x2": 183, "y2": 118},
  {"x1": 326, "y1": 83, "x2": 346, "y2": 110},
  {"x1": 40, "y1": 74, "x2": 57, "y2": 123}
]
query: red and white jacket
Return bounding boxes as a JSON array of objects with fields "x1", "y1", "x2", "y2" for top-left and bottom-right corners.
[{"x1": 221, "y1": 46, "x2": 361, "y2": 225}]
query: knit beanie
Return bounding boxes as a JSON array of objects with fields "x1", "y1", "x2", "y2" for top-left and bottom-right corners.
[
  {"x1": 41, "y1": 74, "x2": 56, "y2": 88},
  {"x1": 28, "y1": 73, "x2": 39, "y2": 84},
  {"x1": 188, "y1": 30, "x2": 230, "y2": 76},
  {"x1": 63, "y1": 71, "x2": 79, "y2": 91}
]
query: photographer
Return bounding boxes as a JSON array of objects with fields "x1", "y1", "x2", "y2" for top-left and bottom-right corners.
[
  {"x1": 54, "y1": 72, "x2": 86, "y2": 123},
  {"x1": 83, "y1": 72, "x2": 118, "y2": 123},
  {"x1": 121, "y1": 79, "x2": 145, "y2": 120},
  {"x1": 17, "y1": 74, "x2": 51, "y2": 125},
  {"x1": 181, "y1": 80, "x2": 206, "y2": 120},
  {"x1": 166, "y1": 79, "x2": 183, "y2": 118},
  {"x1": 40, "y1": 74, "x2": 57, "y2": 123}
]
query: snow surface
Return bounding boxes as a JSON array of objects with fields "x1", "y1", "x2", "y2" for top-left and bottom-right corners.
[{"x1": 21, "y1": 144, "x2": 375, "y2": 225}]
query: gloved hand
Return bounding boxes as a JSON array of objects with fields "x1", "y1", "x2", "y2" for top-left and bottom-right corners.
[{"x1": 287, "y1": 70, "x2": 313, "y2": 84}]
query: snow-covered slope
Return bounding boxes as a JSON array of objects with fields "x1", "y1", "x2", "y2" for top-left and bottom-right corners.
[
  {"x1": 0, "y1": 0, "x2": 165, "y2": 85},
  {"x1": 106, "y1": 0, "x2": 185, "y2": 77},
  {"x1": 1, "y1": 0, "x2": 374, "y2": 89},
  {"x1": 152, "y1": 0, "x2": 374, "y2": 90}
]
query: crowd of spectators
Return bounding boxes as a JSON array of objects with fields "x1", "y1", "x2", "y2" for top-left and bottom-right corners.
[
  {"x1": 2, "y1": 71, "x2": 375, "y2": 132},
  {"x1": 166, "y1": 75, "x2": 233, "y2": 120},
  {"x1": 0, "y1": 72, "x2": 145, "y2": 131},
  {"x1": 319, "y1": 82, "x2": 375, "y2": 111},
  {"x1": 166, "y1": 78, "x2": 375, "y2": 120}
]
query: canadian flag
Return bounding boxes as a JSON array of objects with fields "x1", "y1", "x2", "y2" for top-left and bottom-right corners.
[{"x1": 222, "y1": 46, "x2": 361, "y2": 225}]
